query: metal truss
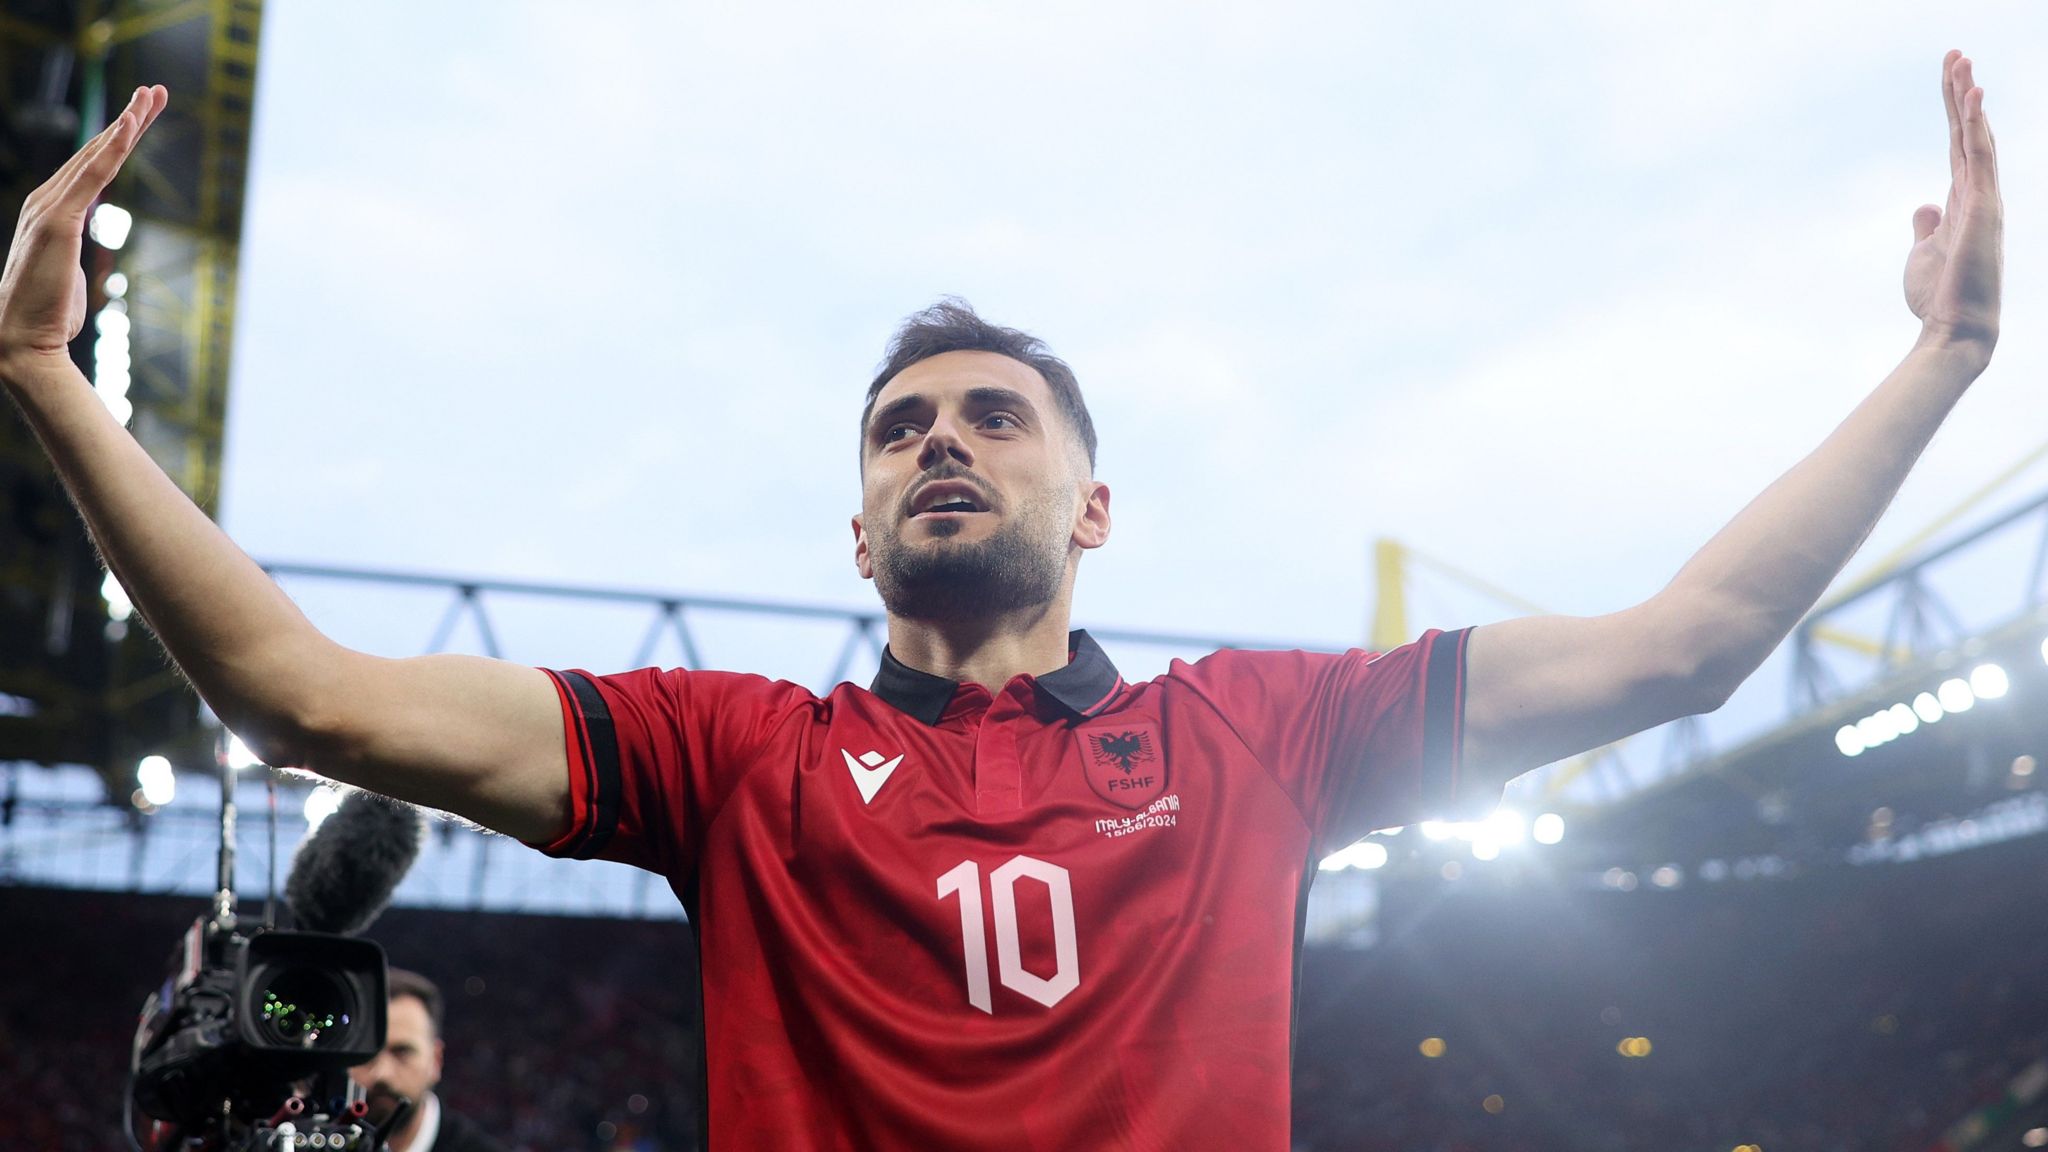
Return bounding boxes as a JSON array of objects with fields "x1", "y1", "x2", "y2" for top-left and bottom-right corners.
[
  {"x1": 1576, "y1": 486, "x2": 2048, "y2": 823},
  {"x1": 0, "y1": 0, "x2": 262, "y2": 784},
  {"x1": 1393, "y1": 487, "x2": 2048, "y2": 812},
  {"x1": 32, "y1": 476, "x2": 2044, "y2": 906},
  {"x1": 259, "y1": 561, "x2": 1332, "y2": 694},
  {"x1": 6, "y1": 565, "x2": 1342, "y2": 919},
  {"x1": 1789, "y1": 487, "x2": 2048, "y2": 713}
]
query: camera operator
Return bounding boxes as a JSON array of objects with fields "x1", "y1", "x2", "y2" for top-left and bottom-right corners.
[{"x1": 351, "y1": 969, "x2": 504, "y2": 1152}]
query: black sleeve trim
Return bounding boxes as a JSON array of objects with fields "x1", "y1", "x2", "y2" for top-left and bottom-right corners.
[
  {"x1": 558, "y1": 670, "x2": 623, "y2": 860},
  {"x1": 1421, "y1": 627, "x2": 1472, "y2": 816}
]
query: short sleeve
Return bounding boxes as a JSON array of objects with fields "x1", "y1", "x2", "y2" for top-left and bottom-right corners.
[
  {"x1": 1173, "y1": 628, "x2": 1494, "y2": 855},
  {"x1": 519, "y1": 666, "x2": 814, "y2": 880}
]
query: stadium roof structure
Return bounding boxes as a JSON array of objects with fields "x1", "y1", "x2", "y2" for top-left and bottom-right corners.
[
  {"x1": 0, "y1": 0, "x2": 261, "y2": 789},
  {"x1": 1576, "y1": 486, "x2": 2048, "y2": 871}
]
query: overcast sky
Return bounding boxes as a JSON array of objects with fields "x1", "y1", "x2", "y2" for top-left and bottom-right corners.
[{"x1": 217, "y1": 1, "x2": 2048, "y2": 804}]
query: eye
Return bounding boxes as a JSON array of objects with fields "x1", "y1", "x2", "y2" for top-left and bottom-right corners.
[
  {"x1": 882, "y1": 423, "x2": 917, "y2": 444},
  {"x1": 982, "y1": 412, "x2": 1019, "y2": 430}
]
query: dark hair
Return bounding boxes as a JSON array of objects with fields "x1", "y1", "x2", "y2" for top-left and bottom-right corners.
[
  {"x1": 862, "y1": 298, "x2": 1098, "y2": 471},
  {"x1": 387, "y1": 967, "x2": 444, "y2": 1038}
]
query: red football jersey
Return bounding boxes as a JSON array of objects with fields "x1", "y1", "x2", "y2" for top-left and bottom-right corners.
[{"x1": 527, "y1": 628, "x2": 1482, "y2": 1150}]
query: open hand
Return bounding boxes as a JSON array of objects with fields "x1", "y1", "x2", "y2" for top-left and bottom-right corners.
[
  {"x1": 1904, "y1": 52, "x2": 2000, "y2": 358},
  {"x1": 0, "y1": 85, "x2": 167, "y2": 368}
]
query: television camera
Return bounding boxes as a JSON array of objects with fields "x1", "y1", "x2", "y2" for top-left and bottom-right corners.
[{"x1": 126, "y1": 750, "x2": 423, "y2": 1151}]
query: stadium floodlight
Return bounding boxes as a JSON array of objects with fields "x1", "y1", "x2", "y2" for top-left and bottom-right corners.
[
  {"x1": 1420, "y1": 820, "x2": 1451, "y2": 841},
  {"x1": 1937, "y1": 677, "x2": 1975, "y2": 713},
  {"x1": 1912, "y1": 692, "x2": 1944, "y2": 724},
  {"x1": 1969, "y1": 663, "x2": 2009, "y2": 700},
  {"x1": 1835, "y1": 725, "x2": 1865, "y2": 757},
  {"x1": 93, "y1": 297, "x2": 132, "y2": 423},
  {"x1": 1483, "y1": 807, "x2": 1525, "y2": 845},
  {"x1": 2041, "y1": 636, "x2": 2048, "y2": 666},
  {"x1": 303, "y1": 784, "x2": 343, "y2": 833},
  {"x1": 1470, "y1": 838, "x2": 1500, "y2": 862},
  {"x1": 1532, "y1": 812, "x2": 1565, "y2": 844},
  {"x1": 137, "y1": 755, "x2": 175, "y2": 806},
  {"x1": 1317, "y1": 839, "x2": 1389, "y2": 872},
  {"x1": 104, "y1": 270, "x2": 128, "y2": 298},
  {"x1": 224, "y1": 733, "x2": 263, "y2": 771},
  {"x1": 1650, "y1": 865, "x2": 1682, "y2": 889},
  {"x1": 94, "y1": 341, "x2": 130, "y2": 375},
  {"x1": 1887, "y1": 702, "x2": 1919, "y2": 735},
  {"x1": 89, "y1": 202, "x2": 133, "y2": 249},
  {"x1": 101, "y1": 571, "x2": 134, "y2": 622},
  {"x1": 1856, "y1": 714, "x2": 1891, "y2": 746}
]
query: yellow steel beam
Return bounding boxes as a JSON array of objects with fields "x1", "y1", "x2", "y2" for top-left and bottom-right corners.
[
  {"x1": 82, "y1": 0, "x2": 209, "y2": 54},
  {"x1": 182, "y1": 235, "x2": 232, "y2": 507},
  {"x1": 1829, "y1": 437, "x2": 2048, "y2": 604},
  {"x1": 1373, "y1": 538, "x2": 1898, "y2": 798},
  {"x1": 1404, "y1": 545, "x2": 1553, "y2": 619},
  {"x1": 1371, "y1": 538, "x2": 1409, "y2": 652}
]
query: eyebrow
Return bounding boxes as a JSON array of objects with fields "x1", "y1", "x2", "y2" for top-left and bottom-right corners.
[{"x1": 868, "y1": 386, "x2": 1041, "y2": 441}]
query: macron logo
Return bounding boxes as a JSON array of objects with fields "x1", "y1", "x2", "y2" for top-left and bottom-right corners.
[{"x1": 842, "y1": 748, "x2": 905, "y2": 805}]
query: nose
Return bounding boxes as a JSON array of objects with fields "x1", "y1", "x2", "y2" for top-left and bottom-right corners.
[
  {"x1": 350, "y1": 1052, "x2": 388, "y2": 1088},
  {"x1": 916, "y1": 413, "x2": 974, "y2": 470}
]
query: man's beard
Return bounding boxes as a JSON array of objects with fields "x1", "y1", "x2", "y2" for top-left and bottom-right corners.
[
  {"x1": 361, "y1": 1083, "x2": 408, "y2": 1127},
  {"x1": 870, "y1": 508, "x2": 1066, "y2": 623}
]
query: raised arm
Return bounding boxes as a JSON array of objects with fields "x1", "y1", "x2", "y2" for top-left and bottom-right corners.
[
  {"x1": 0, "y1": 87, "x2": 570, "y2": 842},
  {"x1": 1461, "y1": 51, "x2": 2003, "y2": 784}
]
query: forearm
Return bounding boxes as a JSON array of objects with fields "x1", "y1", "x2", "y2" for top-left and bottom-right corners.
[
  {"x1": 1657, "y1": 331, "x2": 1989, "y2": 699},
  {"x1": 2, "y1": 350, "x2": 339, "y2": 757}
]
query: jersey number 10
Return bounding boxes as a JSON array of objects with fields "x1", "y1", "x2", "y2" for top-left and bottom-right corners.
[{"x1": 935, "y1": 856, "x2": 1080, "y2": 1013}]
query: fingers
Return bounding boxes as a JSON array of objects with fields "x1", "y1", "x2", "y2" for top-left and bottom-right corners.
[
  {"x1": 33, "y1": 88, "x2": 143, "y2": 206},
  {"x1": 138, "y1": 85, "x2": 169, "y2": 135},
  {"x1": 1942, "y1": 49, "x2": 1963, "y2": 186},
  {"x1": 48, "y1": 123, "x2": 134, "y2": 216},
  {"x1": 37, "y1": 88, "x2": 146, "y2": 203},
  {"x1": 1956, "y1": 64, "x2": 1999, "y2": 207},
  {"x1": 48, "y1": 86, "x2": 165, "y2": 220}
]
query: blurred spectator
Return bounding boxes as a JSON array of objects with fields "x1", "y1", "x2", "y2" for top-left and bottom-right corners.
[
  {"x1": 352, "y1": 966, "x2": 507, "y2": 1152},
  {"x1": 6, "y1": 831, "x2": 2048, "y2": 1150}
]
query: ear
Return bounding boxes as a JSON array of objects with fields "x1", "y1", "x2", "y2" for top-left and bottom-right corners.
[
  {"x1": 1072, "y1": 480, "x2": 1111, "y2": 551},
  {"x1": 852, "y1": 514, "x2": 874, "y2": 580}
]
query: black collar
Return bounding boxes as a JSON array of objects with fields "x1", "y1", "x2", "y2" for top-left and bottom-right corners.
[{"x1": 869, "y1": 630, "x2": 1123, "y2": 726}]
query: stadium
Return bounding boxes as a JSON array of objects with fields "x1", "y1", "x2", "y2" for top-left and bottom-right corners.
[{"x1": 3, "y1": 3, "x2": 2047, "y2": 1151}]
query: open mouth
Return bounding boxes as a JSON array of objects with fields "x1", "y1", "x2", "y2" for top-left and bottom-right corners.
[{"x1": 909, "y1": 483, "x2": 991, "y2": 518}]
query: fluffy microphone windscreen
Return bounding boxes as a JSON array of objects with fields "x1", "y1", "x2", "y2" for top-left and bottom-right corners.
[{"x1": 283, "y1": 789, "x2": 425, "y2": 936}]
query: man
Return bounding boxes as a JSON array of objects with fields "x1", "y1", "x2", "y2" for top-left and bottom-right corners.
[
  {"x1": 0, "y1": 52, "x2": 2001, "y2": 1150},
  {"x1": 351, "y1": 968, "x2": 505, "y2": 1152}
]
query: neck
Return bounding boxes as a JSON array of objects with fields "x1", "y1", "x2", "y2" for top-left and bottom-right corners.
[{"x1": 884, "y1": 596, "x2": 1074, "y2": 690}]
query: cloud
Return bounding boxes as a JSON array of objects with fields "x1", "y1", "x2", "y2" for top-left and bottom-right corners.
[{"x1": 222, "y1": 1, "x2": 2048, "y2": 773}]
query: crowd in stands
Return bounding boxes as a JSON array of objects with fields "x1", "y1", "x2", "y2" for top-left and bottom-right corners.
[
  {"x1": 5, "y1": 833, "x2": 2047, "y2": 1151},
  {"x1": 1290, "y1": 834, "x2": 2048, "y2": 1151}
]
